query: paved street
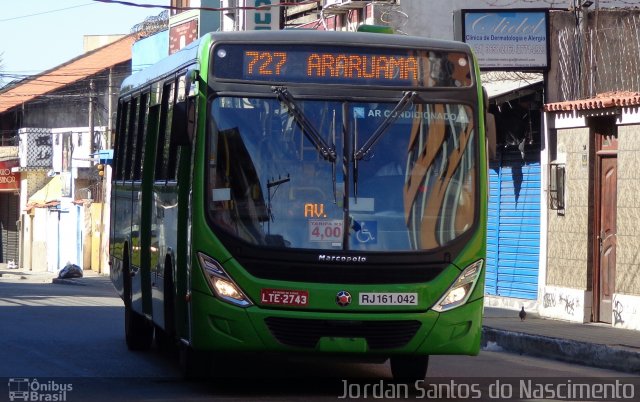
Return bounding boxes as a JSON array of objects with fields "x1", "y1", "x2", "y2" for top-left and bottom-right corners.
[{"x1": 0, "y1": 271, "x2": 637, "y2": 401}]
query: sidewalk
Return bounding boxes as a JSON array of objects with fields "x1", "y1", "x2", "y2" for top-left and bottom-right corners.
[
  {"x1": 482, "y1": 307, "x2": 640, "y2": 374},
  {"x1": 0, "y1": 264, "x2": 55, "y2": 283},
  {"x1": 0, "y1": 263, "x2": 102, "y2": 284}
]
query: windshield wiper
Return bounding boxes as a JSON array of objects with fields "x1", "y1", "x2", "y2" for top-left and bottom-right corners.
[
  {"x1": 272, "y1": 86, "x2": 337, "y2": 162},
  {"x1": 330, "y1": 109, "x2": 337, "y2": 203},
  {"x1": 353, "y1": 91, "x2": 417, "y2": 161}
]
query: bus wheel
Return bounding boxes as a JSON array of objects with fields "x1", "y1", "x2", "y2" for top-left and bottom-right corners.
[
  {"x1": 390, "y1": 355, "x2": 429, "y2": 382},
  {"x1": 123, "y1": 261, "x2": 153, "y2": 351},
  {"x1": 179, "y1": 343, "x2": 211, "y2": 380}
]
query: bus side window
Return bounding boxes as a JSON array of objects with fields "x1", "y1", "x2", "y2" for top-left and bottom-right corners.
[
  {"x1": 114, "y1": 100, "x2": 129, "y2": 180},
  {"x1": 132, "y1": 93, "x2": 149, "y2": 180},
  {"x1": 155, "y1": 82, "x2": 174, "y2": 181},
  {"x1": 124, "y1": 99, "x2": 139, "y2": 180},
  {"x1": 165, "y1": 76, "x2": 182, "y2": 180}
]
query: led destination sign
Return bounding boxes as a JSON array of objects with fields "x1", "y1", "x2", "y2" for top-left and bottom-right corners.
[
  {"x1": 246, "y1": 51, "x2": 419, "y2": 81},
  {"x1": 213, "y1": 44, "x2": 472, "y2": 88}
]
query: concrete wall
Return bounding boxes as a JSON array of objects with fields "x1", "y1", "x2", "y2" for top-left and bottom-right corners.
[
  {"x1": 19, "y1": 170, "x2": 49, "y2": 271},
  {"x1": 546, "y1": 127, "x2": 590, "y2": 289},
  {"x1": 31, "y1": 208, "x2": 48, "y2": 272},
  {"x1": 546, "y1": 9, "x2": 640, "y2": 103},
  {"x1": 545, "y1": 11, "x2": 571, "y2": 104},
  {"x1": 616, "y1": 124, "x2": 640, "y2": 295},
  {"x1": 83, "y1": 35, "x2": 126, "y2": 53}
]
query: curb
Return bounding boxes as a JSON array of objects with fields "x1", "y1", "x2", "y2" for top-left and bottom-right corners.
[{"x1": 482, "y1": 326, "x2": 640, "y2": 374}]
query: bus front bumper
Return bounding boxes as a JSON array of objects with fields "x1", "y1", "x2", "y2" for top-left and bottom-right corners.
[{"x1": 191, "y1": 291, "x2": 483, "y2": 356}]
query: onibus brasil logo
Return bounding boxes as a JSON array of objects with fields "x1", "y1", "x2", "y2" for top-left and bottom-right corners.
[{"x1": 8, "y1": 378, "x2": 73, "y2": 401}]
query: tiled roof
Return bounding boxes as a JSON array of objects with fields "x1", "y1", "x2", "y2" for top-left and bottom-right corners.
[
  {"x1": 545, "y1": 91, "x2": 640, "y2": 112},
  {"x1": 0, "y1": 35, "x2": 135, "y2": 113}
]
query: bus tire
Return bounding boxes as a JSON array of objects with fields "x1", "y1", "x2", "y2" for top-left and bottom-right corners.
[
  {"x1": 123, "y1": 256, "x2": 153, "y2": 351},
  {"x1": 390, "y1": 355, "x2": 429, "y2": 382}
]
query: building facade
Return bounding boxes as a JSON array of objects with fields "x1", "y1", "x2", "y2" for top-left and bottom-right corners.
[
  {"x1": 0, "y1": 36, "x2": 135, "y2": 272},
  {"x1": 544, "y1": 93, "x2": 640, "y2": 330}
]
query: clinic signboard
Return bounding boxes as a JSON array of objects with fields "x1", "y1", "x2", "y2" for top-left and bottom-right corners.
[
  {"x1": 456, "y1": 9, "x2": 549, "y2": 70},
  {"x1": 0, "y1": 159, "x2": 20, "y2": 192}
]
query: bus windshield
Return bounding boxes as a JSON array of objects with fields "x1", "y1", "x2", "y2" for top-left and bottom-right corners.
[{"x1": 206, "y1": 96, "x2": 477, "y2": 252}]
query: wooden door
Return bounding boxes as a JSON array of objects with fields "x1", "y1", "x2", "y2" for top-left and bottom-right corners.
[
  {"x1": 594, "y1": 121, "x2": 617, "y2": 324},
  {"x1": 597, "y1": 156, "x2": 617, "y2": 323}
]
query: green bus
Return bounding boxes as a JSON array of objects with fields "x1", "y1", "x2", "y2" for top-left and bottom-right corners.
[{"x1": 110, "y1": 30, "x2": 489, "y2": 381}]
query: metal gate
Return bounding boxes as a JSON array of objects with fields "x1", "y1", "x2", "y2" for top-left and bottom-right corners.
[
  {"x1": 0, "y1": 193, "x2": 19, "y2": 264},
  {"x1": 486, "y1": 150, "x2": 541, "y2": 300}
]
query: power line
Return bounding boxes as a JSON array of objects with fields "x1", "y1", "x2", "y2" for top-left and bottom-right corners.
[
  {"x1": 0, "y1": 2, "x2": 95, "y2": 23},
  {"x1": 91, "y1": 0, "x2": 321, "y2": 12}
]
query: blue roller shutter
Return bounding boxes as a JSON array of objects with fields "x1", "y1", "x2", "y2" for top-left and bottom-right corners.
[{"x1": 485, "y1": 150, "x2": 540, "y2": 300}]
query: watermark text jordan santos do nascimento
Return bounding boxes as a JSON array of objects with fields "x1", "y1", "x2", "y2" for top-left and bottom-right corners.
[{"x1": 338, "y1": 378, "x2": 636, "y2": 400}]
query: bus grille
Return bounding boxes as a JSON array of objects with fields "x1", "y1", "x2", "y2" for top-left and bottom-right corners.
[
  {"x1": 237, "y1": 257, "x2": 446, "y2": 284},
  {"x1": 264, "y1": 317, "x2": 422, "y2": 350}
]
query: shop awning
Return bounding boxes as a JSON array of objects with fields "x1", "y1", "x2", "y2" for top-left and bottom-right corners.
[{"x1": 482, "y1": 72, "x2": 544, "y2": 102}]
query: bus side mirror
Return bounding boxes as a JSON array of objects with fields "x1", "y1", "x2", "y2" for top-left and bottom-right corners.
[
  {"x1": 171, "y1": 97, "x2": 196, "y2": 146},
  {"x1": 486, "y1": 112, "x2": 497, "y2": 160}
]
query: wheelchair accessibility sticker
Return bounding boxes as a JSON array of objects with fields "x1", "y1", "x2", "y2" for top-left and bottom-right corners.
[{"x1": 353, "y1": 221, "x2": 377, "y2": 244}]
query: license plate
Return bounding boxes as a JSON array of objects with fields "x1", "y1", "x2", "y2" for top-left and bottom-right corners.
[
  {"x1": 359, "y1": 292, "x2": 418, "y2": 306},
  {"x1": 260, "y1": 289, "x2": 309, "y2": 306}
]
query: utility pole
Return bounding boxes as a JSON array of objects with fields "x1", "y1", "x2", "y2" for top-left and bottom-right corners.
[
  {"x1": 89, "y1": 80, "x2": 95, "y2": 154},
  {"x1": 107, "y1": 68, "x2": 113, "y2": 149}
]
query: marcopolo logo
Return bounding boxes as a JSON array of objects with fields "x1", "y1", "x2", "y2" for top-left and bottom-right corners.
[
  {"x1": 8, "y1": 378, "x2": 73, "y2": 401},
  {"x1": 318, "y1": 254, "x2": 367, "y2": 263}
]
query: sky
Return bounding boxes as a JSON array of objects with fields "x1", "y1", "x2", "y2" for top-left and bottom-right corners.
[{"x1": 0, "y1": 0, "x2": 167, "y2": 84}]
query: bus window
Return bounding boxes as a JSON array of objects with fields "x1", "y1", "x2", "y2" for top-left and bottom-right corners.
[
  {"x1": 155, "y1": 82, "x2": 173, "y2": 181},
  {"x1": 156, "y1": 77, "x2": 182, "y2": 181},
  {"x1": 165, "y1": 77, "x2": 182, "y2": 180},
  {"x1": 114, "y1": 100, "x2": 129, "y2": 180},
  {"x1": 132, "y1": 93, "x2": 149, "y2": 180},
  {"x1": 124, "y1": 99, "x2": 139, "y2": 180}
]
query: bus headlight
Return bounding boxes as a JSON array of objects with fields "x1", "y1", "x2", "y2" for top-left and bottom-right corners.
[
  {"x1": 197, "y1": 252, "x2": 252, "y2": 307},
  {"x1": 432, "y1": 259, "x2": 483, "y2": 312}
]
